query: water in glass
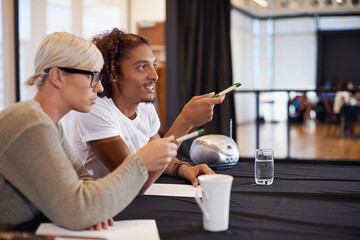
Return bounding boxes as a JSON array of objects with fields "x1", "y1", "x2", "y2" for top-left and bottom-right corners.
[{"x1": 255, "y1": 149, "x2": 274, "y2": 185}]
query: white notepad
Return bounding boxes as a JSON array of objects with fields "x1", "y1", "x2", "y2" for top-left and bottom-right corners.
[
  {"x1": 144, "y1": 183, "x2": 201, "y2": 198},
  {"x1": 36, "y1": 220, "x2": 160, "y2": 240}
]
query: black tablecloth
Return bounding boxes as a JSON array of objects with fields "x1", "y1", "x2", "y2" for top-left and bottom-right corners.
[
  {"x1": 115, "y1": 161, "x2": 360, "y2": 240},
  {"x1": 12, "y1": 161, "x2": 360, "y2": 240}
]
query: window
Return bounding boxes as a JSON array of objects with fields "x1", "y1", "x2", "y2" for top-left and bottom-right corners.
[
  {"x1": 18, "y1": 0, "x2": 128, "y2": 102},
  {"x1": 231, "y1": 9, "x2": 360, "y2": 160}
]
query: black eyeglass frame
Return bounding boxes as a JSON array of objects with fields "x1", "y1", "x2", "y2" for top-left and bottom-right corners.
[{"x1": 44, "y1": 67, "x2": 102, "y2": 88}]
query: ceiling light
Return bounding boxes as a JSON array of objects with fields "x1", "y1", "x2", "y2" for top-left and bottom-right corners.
[
  {"x1": 253, "y1": 0, "x2": 269, "y2": 8},
  {"x1": 336, "y1": 0, "x2": 347, "y2": 5}
]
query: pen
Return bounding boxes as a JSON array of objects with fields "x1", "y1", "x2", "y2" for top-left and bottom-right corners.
[
  {"x1": 172, "y1": 129, "x2": 204, "y2": 143},
  {"x1": 213, "y1": 82, "x2": 241, "y2": 98}
]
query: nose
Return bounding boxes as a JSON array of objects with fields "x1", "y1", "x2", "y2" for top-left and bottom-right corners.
[
  {"x1": 149, "y1": 66, "x2": 159, "y2": 82},
  {"x1": 94, "y1": 81, "x2": 104, "y2": 93}
]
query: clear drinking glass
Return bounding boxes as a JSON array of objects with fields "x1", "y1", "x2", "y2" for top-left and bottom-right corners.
[{"x1": 255, "y1": 149, "x2": 274, "y2": 185}]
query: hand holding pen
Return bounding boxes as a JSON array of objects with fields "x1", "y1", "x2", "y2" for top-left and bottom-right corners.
[
  {"x1": 213, "y1": 83, "x2": 241, "y2": 98},
  {"x1": 172, "y1": 129, "x2": 204, "y2": 143}
]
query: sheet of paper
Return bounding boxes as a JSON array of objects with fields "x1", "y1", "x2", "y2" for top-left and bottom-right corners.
[
  {"x1": 144, "y1": 183, "x2": 201, "y2": 198},
  {"x1": 36, "y1": 220, "x2": 159, "y2": 240}
]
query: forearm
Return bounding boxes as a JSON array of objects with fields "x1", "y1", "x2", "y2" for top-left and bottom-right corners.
[
  {"x1": 138, "y1": 169, "x2": 164, "y2": 195},
  {"x1": 89, "y1": 136, "x2": 131, "y2": 173},
  {"x1": 138, "y1": 157, "x2": 179, "y2": 195},
  {"x1": 164, "y1": 157, "x2": 190, "y2": 179},
  {"x1": 4, "y1": 125, "x2": 147, "y2": 230},
  {"x1": 164, "y1": 93, "x2": 224, "y2": 140},
  {"x1": 164, "y1": 113, "x2": 193, "y2": 139}
]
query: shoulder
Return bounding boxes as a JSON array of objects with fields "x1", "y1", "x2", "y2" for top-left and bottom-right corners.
[
  {"x1": 138, "y1": 103, "x2": 159, "y2": 122},
  {"x1": 0, "y1": 100, "x2": 56, "y2": 153},
  {"x1": 0, "y1": 100, "x2": 53, "y2": 126}
]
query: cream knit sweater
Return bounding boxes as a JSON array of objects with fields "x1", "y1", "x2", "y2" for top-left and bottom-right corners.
[{"x1": 0, "y1": 100, "x2": 148, "y2": 230}]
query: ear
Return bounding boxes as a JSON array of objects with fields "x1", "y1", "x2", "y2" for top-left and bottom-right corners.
[
  {"x1": 110, "y1": 73, "x2": 117, "y2": 82},
  {"x1": 48, "y1": 67, "x2": 64, "y2": 89},
  {"x1": 111, "y1": 73, "x2": 125, "y2": 82}
]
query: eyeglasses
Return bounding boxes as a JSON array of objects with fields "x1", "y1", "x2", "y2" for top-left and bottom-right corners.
[{"x1": 44, "y1": 67, "x2": 102, "y2": 88}]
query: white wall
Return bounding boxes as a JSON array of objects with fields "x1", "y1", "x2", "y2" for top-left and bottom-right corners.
[
  {"x1": 129, "y1": 0, "x2": 166, "y2": 33},
  {"x1": 273, "y1": 17, "x2": 317, "y2": 89},
  {"x1": 231, "y1": 10, "x2": 319, "y2": 123},
  {"x1": 231, "y1": 9, "x2": 257, "y2": 124}
]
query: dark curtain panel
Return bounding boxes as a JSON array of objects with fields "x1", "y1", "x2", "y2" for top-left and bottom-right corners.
[
  {"x1": 177, "y1": 0, "x2": 236, "y2": 158},
  {"x1": 316, "y1": 30, "x2": 360, "y2": 88}
]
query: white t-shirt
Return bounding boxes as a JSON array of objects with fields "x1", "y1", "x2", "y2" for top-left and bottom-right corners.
[
  {"x1": 333, "y1": 91, "x2": 350, "y2": 114},
  {"x1": 69, "y1": 97, "x2": 160, "y2": 179}
]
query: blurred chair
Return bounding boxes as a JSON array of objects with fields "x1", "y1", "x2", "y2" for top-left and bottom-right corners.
[{"x1": 323, "y1": 96, "x2": 341, "y2": 137}]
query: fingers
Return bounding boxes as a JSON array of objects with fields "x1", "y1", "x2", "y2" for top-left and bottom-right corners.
[
  {"x1": 163, "y1": 135, "x2": 175, "y2": 142},
  {"x1": 108, "y1": 218, "x2": 115, "y2": 226},
  {"x1": 200, "y1": 164, "x2": 214, "y2": 174},
  {"x1": 201, "y1": 92, "x2": 216, "y2": 98},
  {"x1": 95, "y1": 223, "x2": 101, "y2": 231},
  {"x1": 184, "y1": 165, "x2": 215, "y2": 187},
  {"x1": 101, "y1": 220, "x2": 109, "y2": 230},
  {"x1": 208, "y1": 94, "x2": 225, "y2": 105},
  {"x1": 137, "y1": 137, "x2": 177, "y2": 172},
  {"x1": 161, "y1": 136, "x2": 178, "y2": 155},
  {"x1": 192, "y1": 92, "x2": 215, "y2": 100},
  {"x1": 190, "y1": 176, "x2": 198, "y2": 187},
  {"x1": 88, "y1": 223, "x2": 102, "y2": 231},
  {"x1": 195, "y1": 92, "x2": 224, "y2": 104},
  {"x1": 89, "y1": 219, "x2": 114, "y2": 231}
]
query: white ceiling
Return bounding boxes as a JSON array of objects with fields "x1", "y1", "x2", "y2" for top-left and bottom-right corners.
[{"x1": 231, "y1": 0, "x2": 360, "y2": 17}]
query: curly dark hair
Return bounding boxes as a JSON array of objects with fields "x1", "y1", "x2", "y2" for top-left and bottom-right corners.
[{"x1": 92, "y1": 28, "x2": 149, "y2": 98}]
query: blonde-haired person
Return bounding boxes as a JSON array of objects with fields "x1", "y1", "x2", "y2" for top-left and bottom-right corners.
[{"x1": 0, "y1": 32, "x2": 177, "y2": 231}]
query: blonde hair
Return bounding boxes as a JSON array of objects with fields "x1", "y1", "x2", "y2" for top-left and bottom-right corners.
[{"x1": 25, "y1": 32, "x2": 104, "y2": 86}]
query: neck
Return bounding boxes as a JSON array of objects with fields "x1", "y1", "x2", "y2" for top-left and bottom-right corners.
[
  {"x1": 34, "y1": 89, "x2": 69, "y2": 124},
  {"x1": 111, "y1": 93, "x2": 139, "y2": 120}
]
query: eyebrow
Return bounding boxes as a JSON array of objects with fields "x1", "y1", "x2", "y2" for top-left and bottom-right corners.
[{"x1": 133, "y1": 58, "x2": 157, "y2": 65}]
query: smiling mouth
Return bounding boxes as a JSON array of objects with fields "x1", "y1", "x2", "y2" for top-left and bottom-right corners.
[{"x1": 144, "y1": 85, "x2": 155, "y2": 91}]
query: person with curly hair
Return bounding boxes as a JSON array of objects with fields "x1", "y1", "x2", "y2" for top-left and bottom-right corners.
[
  {"x1": 68, "y1": 28, "x2": 224, "y2": 194},
  {"x1": 0, "y1": 32, "x2": 177, "y2": 230}
]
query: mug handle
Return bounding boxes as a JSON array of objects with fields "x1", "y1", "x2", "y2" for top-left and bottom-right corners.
[{"x1": 194, "y1": 188, "x2": 210, "y2": 221}]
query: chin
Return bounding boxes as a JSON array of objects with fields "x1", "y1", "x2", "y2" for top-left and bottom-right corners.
[
  {"x1": 142, "y1": 98, "x2": 156, "y2": 103},
  {"x1": 75, "y1": 105, "x2": 92, "y2": 113}
]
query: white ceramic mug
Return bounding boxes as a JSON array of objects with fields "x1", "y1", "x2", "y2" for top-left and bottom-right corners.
[{"x1": 194, "y1": 174, "x2": 233, "y2": 232}]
